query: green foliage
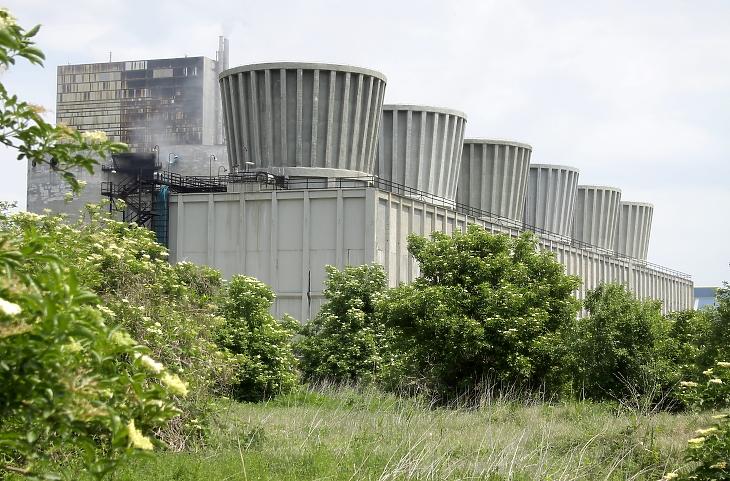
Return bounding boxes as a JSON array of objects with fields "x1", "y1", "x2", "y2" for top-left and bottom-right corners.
[
  {"x1": 297, "y1": 264, "x2": 391, "y2": 383},
  {"x1": 0, "y1": 225, "x2": 180, "y2": 478},
  {"x1": 379, "y1": 226, "x2": 581, "y2": 400},
  {"x1": 672, "y1": 358, "x2": 730, "y2": 480},
  {"x1": 1, "y1": 208, "x2": 238, "y2": 449},
  {"x1": 217, "y1": 276, "x2": 298, "y2": 401},
  {"x1": 569, "y1": 283, "x2": 677, "y2": 403}
]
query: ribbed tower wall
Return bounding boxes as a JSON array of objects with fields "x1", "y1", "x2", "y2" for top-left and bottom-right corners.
[
  {"x1": 572, "y1": 185, "x2": 622, "y2": 250},
  {"x1": 614, "y1": 201, "x2": 653, "y2": 260},
  {"x1": 523, "y1": 164, "x2": 580, "y2": 237},
  {"x1": 219, "y1": 62, "x2": 386, "y2": 176},
  {"x1": 456, "y1": 139, "x2": 531, "y2": 221},
  {"x1": 376, "y1": 105, "x2": 467, "y2": 200}
]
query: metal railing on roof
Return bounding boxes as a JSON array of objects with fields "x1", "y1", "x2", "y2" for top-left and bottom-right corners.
[{"x1": 256, "y1": 174, "x2": 692, "y2": 280}]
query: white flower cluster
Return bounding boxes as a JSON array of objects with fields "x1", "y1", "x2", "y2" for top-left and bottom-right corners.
[
  {"x1": 81, "y1": 130, "x2": 108, "y2": 144},
  {"x1": 0, "y1": 298, "x2": 21, "y2": 316},
  {"x1": 0, "y1": 9, "x2": 17, "y2": 30}
]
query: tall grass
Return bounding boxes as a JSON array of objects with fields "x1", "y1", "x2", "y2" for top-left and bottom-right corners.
[{"x1": 62, "y1": 384, "x2": 706, "y2": 480}]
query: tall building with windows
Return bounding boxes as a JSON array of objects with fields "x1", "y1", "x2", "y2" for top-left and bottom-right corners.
[{"x1": 55, "y1": 37, "x2": 229, "y2": 151}]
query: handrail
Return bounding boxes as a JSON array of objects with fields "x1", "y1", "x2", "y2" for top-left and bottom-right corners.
[
  {"x1": 260, "y1": 175, "x2": 692, "y2": 280},
  {"x1": 101, "y1": 171, "x2": 691, "y2": 280}
]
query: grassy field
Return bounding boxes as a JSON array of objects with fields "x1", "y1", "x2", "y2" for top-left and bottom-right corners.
[{"x1": 67, "y1": 386, "x2": 705, "y2": 481}]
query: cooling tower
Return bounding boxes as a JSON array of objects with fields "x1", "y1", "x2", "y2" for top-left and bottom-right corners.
[
  {"x1": 571, "y1": 185, "x2": 622, "y2": 249},
  {"x1": 523, "y1": 164, "x2": 580, "y2": 237},
  {"x1": 376, "y1": 105, "x2": 467, "y2": 200},
  {"x1": 614, "y1": 201, "x2": 653, "y2": 260},
  {"x1": 456, "y1": 139, "x2": 531, "y2": 221},
  {"x1": 219, "y1": 62, "x2": 387, "y2": 176}
]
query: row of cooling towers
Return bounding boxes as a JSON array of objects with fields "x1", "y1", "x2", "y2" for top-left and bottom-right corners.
[{"x1": 219, "y1": 62, "x2": 653, "y2": 260}]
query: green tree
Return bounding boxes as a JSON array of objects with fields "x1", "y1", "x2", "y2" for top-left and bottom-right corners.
[
  {"x1": 378, "y1": 226, "x2": 581, "y2": 400},
  {"x1": 297, "y1": 264, "x2": 391, "y2": 384},
  {"x1": 217, "y1": 276, "x2": 299, "y2": 401},
  {"x1": 570, "y1": 283, "x2": 676, "y2": 402}
]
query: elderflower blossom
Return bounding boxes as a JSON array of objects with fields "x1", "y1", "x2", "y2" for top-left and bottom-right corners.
[
  {"x1": 709, "y1": 378, "x2": 724, "y2": 385},
  {"x1": 0, "y1": 9, "x2": 17, "y2": 29},
  {"x1": 126, "y1": 420, "x2": 154, "y2": 450},
  {"x1": 0, "y1": 298, "x2": 22, "y2": 316},
  {"x1": 110, "y1": 330, "x2": 135, "y2": 348},
  {"x1": 161, "y1": 373, "x2": 188, "y2": 397},
  {"x1": 688, "y1": 437, "x2": 706, "y2": 446},
  {"x1": 679, "y1": 381, "x2": 698, "y2": 388},
  {"x1": 696, "y1": 427, "x2": 719, "y2": 436},
  {"x1": 135, "y1": 353, "x2": 164, "y2": 374},
  {"x1": 717, "y1": 361, "x2": 730, "y2": 368},
  {"x1": 62, "y1": 338, "x2": 83, "y2": 354},
  {"x1": 703, "y1": 368, "x2": 714, "y2": 376},
  {"x1": 711, "y1": 461, "x2": 728, "y2": 469},
  {"x1": 81, "y1": 130, "x2": 108, "y2": 144}
]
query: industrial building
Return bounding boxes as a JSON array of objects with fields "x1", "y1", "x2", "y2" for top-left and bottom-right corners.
[
  {"x1": 29, "y1": 38, "x2": 230, "y2": 215},
  {"x1": 28, "y1": 60, "x2": 694, "y2": 321}
]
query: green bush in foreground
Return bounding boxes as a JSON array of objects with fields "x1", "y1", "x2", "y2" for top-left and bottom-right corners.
[
  {"x1": 0, "y1": 222, "x2": 181, "y2": 478},
  {"x1": 297, "y1": 264, "x2": 392, "y2": 384},
  {"x1": 217, "y1": 276, "x2": 298, "y2": 401},
  {"x1": 569, "y1": 283, "x2": 678, "y2": 403},
  {"x1": 3, "y1": 208, "x2": 238, "y2": 449},
  {"x1": 379, "y1": 226, "x2": 581, "y2": 400}
]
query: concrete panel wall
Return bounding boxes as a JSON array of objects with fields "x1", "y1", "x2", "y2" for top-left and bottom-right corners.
[
  {"x1": 220, "y1": 63, "x2": 387, "y2": 176},
  {"x1": 169, "y1": 187, "x2": 376, "y2": 322},
  {"x1": 456, "y1": 139, "x2": 531, "y2": 221},
  {"x1": 376, "y1": 105, "x2": 467, "y2": 201},
  {"x1": 170, "y1": 187, "x2": 692, "y2": 320},
  {"x1": 524, "y1": 164, "x2": 580, "y2": 237},
  {"x1": 615, "y1": 201, "x2": 653, "y2": 260},
  {"x1": 571, "y1": 185, "x2": 622, "y2": 250}
]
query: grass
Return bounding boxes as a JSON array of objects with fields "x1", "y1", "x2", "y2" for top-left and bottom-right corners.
[{"x1": 61, "y1": 385, "x2": 707, "y2": 481}]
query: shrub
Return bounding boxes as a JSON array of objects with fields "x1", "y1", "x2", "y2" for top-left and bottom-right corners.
[
  {"x1": 569, "y1": 283, "x2": 677, "y2": 403},
  {"x1": 673, "y1": 357, "x2": 730, "y2": 480},
  {"x1": 378, "y1": 226, "x2": 581, "y2": 400},
  {"x1": 296, "y1": 264, "x2": 392, "y2": 383},
  {"x1": 1, "y1": 208, "x2": 238, "y2": 449},
  {"x1": 217, "y1": 276, "x2": 298, "y2": 401},
  {"x1": 0, "y1": 224, "x2": 181, "y2": 478}
]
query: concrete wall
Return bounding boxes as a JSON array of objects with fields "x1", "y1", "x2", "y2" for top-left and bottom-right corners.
[
  {"x1": 169, "y1": 186, "x2": 693, "y2": 321},
  {"x1": 26, "y1": 161, "x2": 108, "y2": 218},
  {"x1": 219, "y1": 63, "x2": 387, "y2": 176},
  {"x1": 615, "y1": 201, "x2": 653, "y2": 260},
  {"x1": 571, "y1": 185, "x2": 622, "y2": 250},
  {"x1": 456, "y1": 139, "x2": 531, "y2": 221},
  {"x1": 524, "y1": 164, "x2": 580, "y2": 237},
  {"x1": 376, "y1": 105, "x2": 467, "y2": 201}
]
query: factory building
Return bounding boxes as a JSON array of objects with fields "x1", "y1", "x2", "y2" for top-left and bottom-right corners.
[
  {"x1": 28, "y1": 60, "x2": 694, "y2": 320},
  {"x1": 56, "y1": 37, "x2": 229, "y2": 149},
  {"x1": 169, "y1": 61, "x2": 692, "y2": 320},
  {"x1": 29, "y1": 38, "x2": 230, "y2": 215}
]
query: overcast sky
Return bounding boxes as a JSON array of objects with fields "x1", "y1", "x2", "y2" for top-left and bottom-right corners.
[{"x1": 1, "y1": 0, "x2": 728, "y2": 286}]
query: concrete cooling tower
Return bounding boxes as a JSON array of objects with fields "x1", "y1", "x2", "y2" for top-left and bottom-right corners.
[
  {"x1": 376, "y1": 105, "x2": 467, "y2": 200},
  {"x1": 614, "y1": 201, "x2": 653, "y2": 260},
  {"x1": 523, "y1": 164, "x2": 580, "y2": 237},
  {"x1": 219, "y1": 62, "x2": 387, "y2": 176},
  {"x1": 571, "y1": 185, "x2": 622, "y2": 250},
  {"x1": 456, "y1": 139, "x2": 531, "y2": 221}
]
